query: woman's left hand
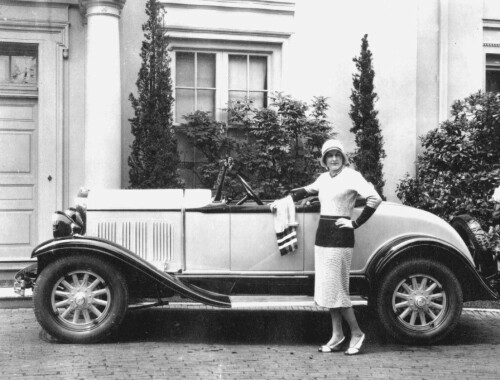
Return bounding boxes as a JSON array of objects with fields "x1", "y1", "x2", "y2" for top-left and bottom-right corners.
[{"x1": 336, "y1": 218, "x2": 354, "y2": 229}]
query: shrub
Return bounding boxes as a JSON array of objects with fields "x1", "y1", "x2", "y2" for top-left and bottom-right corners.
[
  {"x1": 128, "y1": 0, "x2": 183, "y2": 189},
  {"x1": 181, "y1": 93, "x2": 335, "y2": 200},
  {"x1": 229, "y1": 93, "x2": 335, "y2": 199},
  {"x1": 179, "y1": 111, "x2": 242, "y2": 199},
  {"x1": 349, "y1": 34, "x2": 386, "y2": 197},
  {"x1": 396, "y1": 91, "x2": 500, "y2": 226}
]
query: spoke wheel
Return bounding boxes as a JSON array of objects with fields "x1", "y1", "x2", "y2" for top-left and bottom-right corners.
[
  {"x1": 34, "y1": 255, "x2": 128, "y2": 343},
  {"x1": 376, "y1": 258, "x2": 462, "y2": 344},
  {"x1": 392, "y1": 274, "x2": 446, "y2": 331},
  {"x1": 51, "y1": 270, "x2": 112, "y2": 330}
]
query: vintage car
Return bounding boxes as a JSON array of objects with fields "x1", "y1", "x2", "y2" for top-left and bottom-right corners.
[{"x1": 14, "y1": 163, "x2": 500, "y2": 345}]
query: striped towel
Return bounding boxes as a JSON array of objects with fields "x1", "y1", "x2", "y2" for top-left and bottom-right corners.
[{"x1": 272, "y1": 195, "x2": 299, "y2": 255}]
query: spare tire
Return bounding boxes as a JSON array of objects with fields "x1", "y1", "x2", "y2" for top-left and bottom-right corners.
[{"x1": 451, "y1": 215, "x2": 496, "y2": 277}]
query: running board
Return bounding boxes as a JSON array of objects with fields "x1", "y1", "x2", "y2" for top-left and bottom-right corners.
[{"x1": 229, "y1": 295, "x2": 368, "y2": 309}]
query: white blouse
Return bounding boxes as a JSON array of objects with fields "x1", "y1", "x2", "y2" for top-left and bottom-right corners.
[{"x1": 304, "y1": 168, "x2": 382, "y2": 217}]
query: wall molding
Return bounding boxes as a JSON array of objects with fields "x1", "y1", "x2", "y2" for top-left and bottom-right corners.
[
  {"x1": 163, "y1": 0, "x2": 295, "y2": 15},
  {"x1": 0, "y1": 20, "x2": 69, "y2": 44},
  {"x1": 166, "y1": 25, "x2": 292, "y2": 43},
  {"x1": 0, "y1": 84, "x2": 38, "y2": 99}
]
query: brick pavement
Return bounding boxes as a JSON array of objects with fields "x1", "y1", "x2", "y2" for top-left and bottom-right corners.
[{"x1": 1, "y1": 305, "x2": 500, "y2": 380}]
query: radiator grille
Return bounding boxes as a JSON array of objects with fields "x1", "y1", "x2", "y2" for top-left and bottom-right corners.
[
  {"x1": 153, "y1": 222, "x2": 174, "y2": 262},
  {"x1": 134, "y1": 221, "x2": 147, "y2": 259},
  {"x1": 97, "y1": 222, "x2": 116, "y2": 242},
  {"x1": 95, "y1": 220, "x2": 174, "y2": 264}
]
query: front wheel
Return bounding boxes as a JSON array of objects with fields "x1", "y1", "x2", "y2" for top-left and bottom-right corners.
[
  {"x1": 376, "y1": 258, "x2": 462, "y2": 344},
  {"x1": 33, "y1": 254, "x2": 128, "y2": 343}
]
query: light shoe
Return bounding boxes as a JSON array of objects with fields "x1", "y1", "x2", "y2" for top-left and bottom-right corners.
[
  {"x1": 344, "y1": 334, "x2": 365, "y2": 355},
  {"x1": 318, "y1": 336, "x2": 345, "y2": 353}
]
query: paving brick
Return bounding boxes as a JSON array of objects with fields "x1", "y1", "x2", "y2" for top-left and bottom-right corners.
[{"x1": 1, "y1": 308, "x2": 500, "y2": 379}]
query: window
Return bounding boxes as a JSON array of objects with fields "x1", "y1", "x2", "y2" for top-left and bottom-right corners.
[
  {"x1": 486, "y1": 54, "x2": 500, "y2": 93},
  {"x1": 174, "y1": 50, "x2": 269, "y2": 123},
  {"x1": 0, "y1": 43, "x2": 37, "y2": 85},
  {"x1": 229, "y1": 54, "x2": 268, "y2": 108},
  {"x1": 175, "y1": 52, "x2": 216, "y2": 122}
]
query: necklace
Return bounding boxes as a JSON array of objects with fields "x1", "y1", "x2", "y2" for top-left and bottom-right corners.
[{"x1": 329, "y1": 166, "x2": 344, "y2": 178}]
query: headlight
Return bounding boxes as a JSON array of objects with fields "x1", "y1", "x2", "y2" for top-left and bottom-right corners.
[
  {"x1": 52, "y1": 207, "x2": 86, "y2": 238},
  {"x1": 52, "y1": 188, "x2": 88, "y2": 238},
  {"x1": 52, "y1": 211, "x2": 73, "y2": 238}
]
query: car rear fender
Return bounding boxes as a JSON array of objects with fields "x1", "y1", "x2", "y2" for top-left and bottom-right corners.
[
  {"x1": 31, "y1": 236, "x2": 231, "y2": 308},
  {"x1": 366, "y1": 234, "x2": 498, "y2": 301}
]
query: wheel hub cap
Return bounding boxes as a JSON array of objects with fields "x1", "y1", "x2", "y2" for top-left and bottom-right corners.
[
  {"x1": 74, "y1": 292, "x2": 87, "y2": 307},
  {"x1": 415, "y1": 295, "x2": 426, "y2": 308}
]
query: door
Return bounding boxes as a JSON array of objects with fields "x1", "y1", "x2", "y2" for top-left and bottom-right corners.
[
  {"x1": 0, "y1": 97, "x2": 39, "y2": 261},
  {"x1": 229, "y1": 204, "x2": 305, "y2": 271}
]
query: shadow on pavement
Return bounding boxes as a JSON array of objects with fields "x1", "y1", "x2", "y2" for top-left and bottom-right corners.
[
  {"x1": 113, "y1": 307, "x2": 376, "y2": 345},
  {"x1": 108, "y1": 306, "x2": 500, "y2": 348}
]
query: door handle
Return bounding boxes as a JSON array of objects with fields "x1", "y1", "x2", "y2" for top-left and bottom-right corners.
[{"x1": 48, "y1": 175, "x2": 53, "y2": 182}]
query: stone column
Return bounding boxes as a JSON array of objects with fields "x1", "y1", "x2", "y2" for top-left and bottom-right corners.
[{"x1": 81, "y1": 0, "x2": 126, "y2": 189}]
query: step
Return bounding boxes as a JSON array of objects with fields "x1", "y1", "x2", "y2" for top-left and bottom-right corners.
[{"x1": 229, "y1": 295, "x2": 368, "y2": 309}]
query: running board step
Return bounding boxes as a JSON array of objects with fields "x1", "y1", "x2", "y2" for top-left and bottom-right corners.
[{"x1": 229, "y1": 295, "x2": 367, "y2": 309}]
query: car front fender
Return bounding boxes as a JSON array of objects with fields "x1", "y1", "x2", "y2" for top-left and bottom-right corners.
[
  {"x1": 31, "y1": 236, "x2": 231, "y2": 308},
  {"x1": 366, "y1": 234, "x2": 499, "y2": 302}
]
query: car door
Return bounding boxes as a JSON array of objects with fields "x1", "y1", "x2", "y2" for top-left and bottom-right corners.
[{"x1": 229, "y1": 203, "x2": 305, "y2": 271}]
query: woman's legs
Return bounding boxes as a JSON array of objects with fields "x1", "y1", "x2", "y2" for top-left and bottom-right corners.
[
  {"x1": 341, "y1": 307, "x2": 364, "y2": 347},
  {"x1": 325, "y1": 308, "x2": 344, "y2": 345}
]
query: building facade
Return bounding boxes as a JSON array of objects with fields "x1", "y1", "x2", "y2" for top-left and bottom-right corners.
[{"x1": 0, "y1": 0, "x2": 500, "y2": 278}]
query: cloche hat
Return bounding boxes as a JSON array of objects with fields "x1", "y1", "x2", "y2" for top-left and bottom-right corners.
[{"x1": 320, "y1": 139, "x2": 349, "y2": 169}]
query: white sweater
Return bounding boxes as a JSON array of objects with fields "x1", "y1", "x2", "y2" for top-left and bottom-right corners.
[{"x1": 304, "y1": 168, "x2": 381, "y2": 217}]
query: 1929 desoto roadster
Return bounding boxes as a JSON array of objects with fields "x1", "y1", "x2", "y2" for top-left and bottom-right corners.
[{"x1": 14, "y1": 163, "x2": 500, "y2": 344}]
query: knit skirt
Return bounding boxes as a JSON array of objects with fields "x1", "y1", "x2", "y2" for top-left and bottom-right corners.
[{"x1": 314, "y1": 245, "x2": 353, "y2": 308}]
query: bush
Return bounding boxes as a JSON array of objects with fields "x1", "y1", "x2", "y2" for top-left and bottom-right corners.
[
  {"x1": 396, "y1": 91, "x2": 500, "y2": 226},
  {"x1": 179, "y1": 111, "x2": 242, "y2": 199},
  {"x1": 229, "y1": 93, "x2": 335, "y2": 199},
  {"x1": 180, "y1": 93, "x2": 335, "y2": 200},
  {"x1": 128, "y1": 0, "x2": 183, "y2": 189},
  {"x1": 349, "y1": 34, "x2": 386, "y2": 197}
]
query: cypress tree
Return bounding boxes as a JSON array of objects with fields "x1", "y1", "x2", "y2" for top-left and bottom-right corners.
[
  {"x1": 349, "y1": 34, "x2": 386, "y2": 197},
  {"x1": 128, "y1": 0, "x2": 183, "y2": 188}
]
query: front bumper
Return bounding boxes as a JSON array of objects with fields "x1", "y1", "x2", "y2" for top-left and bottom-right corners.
[{"x1": 13, "y1": 263, "x2": 37, "y2": 296}]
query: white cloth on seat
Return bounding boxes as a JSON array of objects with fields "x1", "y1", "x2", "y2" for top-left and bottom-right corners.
[{"x1": 272, "y1": 195, "x2": 298, "y2": 255}]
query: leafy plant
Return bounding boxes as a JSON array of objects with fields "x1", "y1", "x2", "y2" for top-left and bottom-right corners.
[
  {"x1": 349, "y1": 34, "x2": 386, "y2": 197},
  {"x1": 179, "y1": 111, "x2": 241, "y2": 199},
  {"x1": 181, "y1": 93, "x2": 335, "y2": 200},
  {"x1": 396, "y1": 91, "x2": 500, "y2": 226},
  {"x1": 128, "y1": 0, "x2": 183, "y2": 189},
  {"x1": 229, "y1": 93, "x2": 335, "y2": 199}
]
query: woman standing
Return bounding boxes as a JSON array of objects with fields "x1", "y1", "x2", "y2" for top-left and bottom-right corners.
[{"x1": 292, "y1": 139, "x2": 382, "y2": 355}]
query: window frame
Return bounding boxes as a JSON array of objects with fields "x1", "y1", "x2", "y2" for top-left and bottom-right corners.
[
  {"x1": 174, "y1": 51, "x2": 218, "y2": 123},
  {"x1": 171, "y1": 41, "x2": 280, "y2": 125},
  {"x1": 228, "y1": 53, "x2": 269, "y2": 109},
  {"x1": 485, "y1": 52, "x2": 500, "y2": 93},
  {"x1": 0, "y1": 42, "x2": 38, "y2": 87}
]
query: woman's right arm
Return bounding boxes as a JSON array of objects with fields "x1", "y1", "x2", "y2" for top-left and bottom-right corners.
[{"x1": 290, "y1": 175, "x2": 322, "y2": 202}]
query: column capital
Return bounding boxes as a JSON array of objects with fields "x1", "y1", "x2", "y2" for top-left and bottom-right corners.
[{"x1": 80, "y1": 0, "x2": 126, "y2": 18}]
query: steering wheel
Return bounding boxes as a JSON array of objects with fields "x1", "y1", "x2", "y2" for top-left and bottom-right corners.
[{"x1": 236, "y1": 175, "x2": 263, "y2": 205}]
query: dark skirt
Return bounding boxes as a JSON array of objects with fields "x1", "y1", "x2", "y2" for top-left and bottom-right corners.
[{"x1": 315, "y1": 216, "x2": 355, "y2": 248}]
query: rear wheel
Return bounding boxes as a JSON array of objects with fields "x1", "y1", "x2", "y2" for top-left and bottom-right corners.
[
  {"x1": 33, "y1": 254, "x2": 128, "y2": 343},
  {"x1": 376, "y1": 258, "x2": 462, "y2": 344},
  {"x1": 451, "y1": 215, "x2": 496, "y2": 277}
]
